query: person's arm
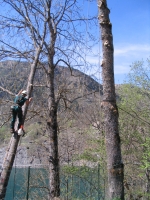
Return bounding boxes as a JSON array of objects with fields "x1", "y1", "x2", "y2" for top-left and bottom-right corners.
[
  {"x1": 25, "y1": 97, "x2": 32, "y2": 105},
  {"x1": 17, "y1": 89, "x2": 23, "y2": 96},
  {"x1": 14, "y1": 90, "x2": 23, "y2": 103}
]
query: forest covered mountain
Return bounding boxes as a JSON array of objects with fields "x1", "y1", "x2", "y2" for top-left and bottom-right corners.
[
  {"x1": 0, "y1": 60, "x2": 104, "y2": 166},
  {"x1": 0, "y1": 60, "x2": 103, "y2": 98}
]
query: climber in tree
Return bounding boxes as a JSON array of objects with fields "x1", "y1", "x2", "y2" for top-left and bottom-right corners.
[{"x1": 10, "y1": 89, "x2": 32, "y2": 133}]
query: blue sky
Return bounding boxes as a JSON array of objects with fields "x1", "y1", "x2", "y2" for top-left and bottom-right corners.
[
  {"x1": 84, "y1": 0, "x2": 150, "y2": 84},
  {"x1": 0, "y1": 0, "x2": 149, "y2": 84}
]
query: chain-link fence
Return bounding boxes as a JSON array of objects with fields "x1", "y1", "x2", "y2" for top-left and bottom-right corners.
[{"x1": 4, "y1": 164, "x2": 106, "y2": 200}]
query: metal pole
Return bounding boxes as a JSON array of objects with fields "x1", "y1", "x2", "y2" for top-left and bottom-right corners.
[
  {"x1": 26, "y1": 166, "x2": 30, "y2": 200},
  {"x1": 98, "y1": 163, "x2": 100, "y2": 200}
]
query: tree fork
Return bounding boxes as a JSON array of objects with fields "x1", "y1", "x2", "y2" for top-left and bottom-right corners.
[{"x1": 97, "y1": 0, "x2": 124, "y2": 199}]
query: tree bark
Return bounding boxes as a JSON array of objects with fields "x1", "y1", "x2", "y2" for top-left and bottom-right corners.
[
  {"x1": 44, "y1": 2, "x2": 60, "y2": 197},
  {"x1": 0, "y1": 48, "x2": 41, "y2": 200},
  {"x1": 97, "y1": 0, "x2": 124, "y2": 199},
  {"x1": 46, "y1": 67, "x2": 60, "y2": 199}
]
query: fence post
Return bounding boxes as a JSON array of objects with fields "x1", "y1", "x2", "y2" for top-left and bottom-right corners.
[
  {"x1": 13, "y1": 167, "x2": 17, "y2": 199},
  {"x1": 26, "y1": 166, "x2": 30, "y2": 200},
  {"x1": 98, "y1": 163, "x2": 100, "y2": 200}
]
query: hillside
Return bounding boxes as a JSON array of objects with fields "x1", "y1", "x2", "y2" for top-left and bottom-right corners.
[
  {"x1": 0, "y1": 60, "x2": 104, "y2": 167},
  {"x1": 0, "y1": 61, "x2": 103, "y2": 97}
]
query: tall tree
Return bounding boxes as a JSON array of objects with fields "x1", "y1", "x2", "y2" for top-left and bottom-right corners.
[
  {"x1": 0, "y1": 0, "x2": 97, "y2": 199},
  {"x1": 0, "y1": 4, "x2": 46, "y2": 198},
  {"x1": 97, "y1": 0, "x2": 124, "y2": 199}
]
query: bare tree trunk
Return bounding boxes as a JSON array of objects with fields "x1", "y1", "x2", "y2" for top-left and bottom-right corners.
[
  {"x1": 46, "y1": 67, "x2": 60, "y2": 199},
  {"x1": 44, "y1": 2, "x2": 60, "y2": 196},
  {"x1": 0, "y1": 48, "x2": 41, "y2": 200},
  {"x1": 97, "y1": 0, "x2": 124, "y2": 199}
]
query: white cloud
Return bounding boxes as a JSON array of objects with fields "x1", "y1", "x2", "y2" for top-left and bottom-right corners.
[
  {"x1": 114, "y1": 44, "x2": 150, "y2": 57},
  {"x1": 86, "y1": 43, "x2": 150, "y2": 68},
  {"x1": 114, "y1": 43, "x2": 150, "y2": 75},
  {"x1": 77, "y1": 43, "x2": 150, "y2": 83}
]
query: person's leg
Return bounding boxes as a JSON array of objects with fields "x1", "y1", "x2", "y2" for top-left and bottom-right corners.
[
  {"x1": 17, "y1": 108, "x2": 23, "y2": 130},
  {"x1": 10, "y1": 107, "x2": 17, "y2": 132}
]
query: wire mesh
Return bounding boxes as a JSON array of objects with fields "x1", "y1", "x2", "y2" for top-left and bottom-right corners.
[{"x1": 4, "y1": 164, "x2": 105, "y2": 200}]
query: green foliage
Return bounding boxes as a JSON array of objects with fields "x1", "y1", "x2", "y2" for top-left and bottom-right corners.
[
  {"x1": 62, "y1": 165, "x2": 95, "y2": 177},
  {"x1": 128, "y1": 59, "x2": 150, "y2": 90},
  {"x1": 140, "y1": 137, "x2": 150, "y2": 170},
  {"x1": 117, "y1": 59, "x2": 150, "y2": 198},
  {"x1": 78, "y1": 151, "x2": 98, "y2": 162}
]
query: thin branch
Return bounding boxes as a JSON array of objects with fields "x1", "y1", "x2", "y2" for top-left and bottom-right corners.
[
  {"x1": 119, "y1": 106, "x2": 150, "y2": 127},
  {"x1": 0, "y1": 86, "x2": 15, "y2": 96},
  {"x1": 0, "y1": 115, "x2": 11, "y2": 128}
]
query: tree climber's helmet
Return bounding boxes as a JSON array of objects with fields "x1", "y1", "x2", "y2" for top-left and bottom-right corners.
[{"x1": 22, "y1": 90, "x2": 27, "y2": 95}]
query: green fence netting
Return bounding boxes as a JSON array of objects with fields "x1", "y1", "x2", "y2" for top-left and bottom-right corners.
[{"x1": 5, "y1": 165, "x2": 105, "y2": 200}]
